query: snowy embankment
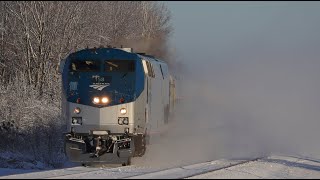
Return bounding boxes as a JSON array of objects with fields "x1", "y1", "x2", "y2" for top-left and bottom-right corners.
[
  {"x1": 0, "y1": 152, "x2": 47, "y2": 171},
  {"x1": 188, "y1": 155, "x2": 320, "y2": 179},
  {"x1": 1, "y1": 155, "x2": 320, "y2": 179},
  {"x1": 0, "y1": 151, "x2": 76, "y2": 177}
]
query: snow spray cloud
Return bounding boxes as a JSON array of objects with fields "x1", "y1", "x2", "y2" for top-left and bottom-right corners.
[{"x1": 133, "y1": 2, "x2": 320, "y2": 167}]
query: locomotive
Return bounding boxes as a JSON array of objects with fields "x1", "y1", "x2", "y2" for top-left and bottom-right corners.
[{"x1": 59, "y1": 47, "x2": 176, "y2": 165}]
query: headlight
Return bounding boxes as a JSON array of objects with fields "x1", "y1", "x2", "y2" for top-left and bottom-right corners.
[
  {"x1": 71, "y1": 117, "x2": 82, "y2": 125},
  {"x1": 101, "y1": 97, "x2": 109, "y2": 103},
  {"x1": 118, "y1": 117, "x2": 129, "y2": 125},
  {"x1": 123, "y1": 118, "x2": 129, "y2": 125},
  {"x1": 120, "y1": 108, "x2": 127, "y2": 115},
  {"x1": 118, "y1": 117, "x2": 124, "y2": 125},
  {"x1": 74, "y1": 107, "x2": 81, "y2": 114},
  {"x1": 72, "y1": 118, "x2": 77, "y2": 124},
  {"x1": 93, "y1": 97, "x2": 100, "y2": 104}
]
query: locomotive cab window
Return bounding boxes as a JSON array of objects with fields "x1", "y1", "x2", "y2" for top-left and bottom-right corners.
[
  {"x1": 105, "y1": 60, "x2": 135, "y2": 72},
  {"x1": 69, "y1": 60, "x2": 100, "y2": 72}
]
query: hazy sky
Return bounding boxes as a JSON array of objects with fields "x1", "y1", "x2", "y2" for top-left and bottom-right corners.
[{"x1": 166, "y1": 1, "x2": 320, "y2": 67}]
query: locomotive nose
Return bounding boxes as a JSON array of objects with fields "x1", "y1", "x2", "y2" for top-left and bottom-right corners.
[{"x1": 67, "y1": 101, "x2": 133, "y2": 134}]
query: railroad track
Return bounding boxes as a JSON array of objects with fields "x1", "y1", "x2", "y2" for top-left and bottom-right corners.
[
  {"x1": 126, "y1": 157, "x2": 263, "y2": 179},
  {"x1": 0, "y1": 157, "x2": 265, "y2": 179}
]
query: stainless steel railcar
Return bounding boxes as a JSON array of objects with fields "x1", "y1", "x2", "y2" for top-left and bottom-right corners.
[{"x1": 59, "y1": 47, "x2": 175, "y2": 165}]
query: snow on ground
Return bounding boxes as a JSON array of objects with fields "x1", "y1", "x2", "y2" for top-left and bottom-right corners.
[
  {"x1": 0, "y1": 168, "x2": 36, "y2": 177},
  {"x1": 0, "y1": 151, "x2": 48, "y2": 176},
  {"x1": 2, "y1": 155, "x2": 320, "y2": 179},
  {"x1": 0, "y1": 151, "x2": 80, "y2": 177},
  {"x1": 0, "y1": 151, "x2": 47, "y2": 170},
  {"x1": 188, "y1": 155, "x2": 320, "y2": 179}
]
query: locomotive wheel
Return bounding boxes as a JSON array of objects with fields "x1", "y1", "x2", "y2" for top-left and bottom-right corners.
[{"x1": 134, "y1": 134, "x2": 146, "y2": 157}]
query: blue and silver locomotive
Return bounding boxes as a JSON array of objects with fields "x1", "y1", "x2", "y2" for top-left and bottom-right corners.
[{"x1": 59, "y1": 47, "x2": 176, "y2": 165}]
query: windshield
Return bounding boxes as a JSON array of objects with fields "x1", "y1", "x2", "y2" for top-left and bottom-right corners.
[
  {"x1": 69, "y1": 60, "x2": 100, "y2": 72},
  {"x1": 105, "y1": 60, "x2": 135, "y2": 72}
]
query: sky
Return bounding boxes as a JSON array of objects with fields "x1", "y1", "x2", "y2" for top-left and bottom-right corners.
[
  {"x1": 166, "y1": 1, "x2": 320, "y2": 66},
  {"x1": 160, "y1": 1, "x2": 320, "y2": 160}
]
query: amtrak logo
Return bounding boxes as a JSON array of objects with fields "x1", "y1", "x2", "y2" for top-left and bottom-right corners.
[
  {"x1": 90, "y1": 75, "x2": 111, "y2": 90},
  {"x1": 89, "y1": 84, "x2": 110, "y2": 91}
]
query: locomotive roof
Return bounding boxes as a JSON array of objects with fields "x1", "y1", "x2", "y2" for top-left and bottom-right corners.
[
  {"x1": 69, "y1": 47, "x2": 166, "y2": 64},
  {"x1": 137, "y1": 54, "x2": 166, "y2": 64}
]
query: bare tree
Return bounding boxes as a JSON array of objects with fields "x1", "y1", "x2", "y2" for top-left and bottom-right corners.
[{"x1": 0, "y1": 1, "x2": 174, "y2": 168}]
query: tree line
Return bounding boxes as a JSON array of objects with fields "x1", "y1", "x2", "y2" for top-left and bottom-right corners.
[
  {"x1": 0, "y1": 1, "x2": 172, "y2": 95},
  {"x1": 0, "y1": 1, "x2": 173, "y2": 168}
]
